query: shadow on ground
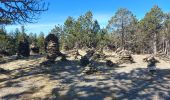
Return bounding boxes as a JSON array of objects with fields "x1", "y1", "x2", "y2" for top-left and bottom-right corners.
[{"x1": 0, "y1": 58, "x2": 170, "y2": 100}]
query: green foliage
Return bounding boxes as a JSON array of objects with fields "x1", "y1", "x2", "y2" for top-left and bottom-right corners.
[
  {"x1": 0, "y1": 27, "x2": 16, "y2": 55},
  {"x1": 61, "y1": 11, "x2": 102, "y2": 49},
  {"x1": 28, "y1": 33, "x2": 37, "y2": 44},
  {"x1": 138, "y1": 5, "x2": 164, "y2": 54},
  {"x1": 37, "y1": 32, "x2": 45, "y2": 53},
  {"x1": 107, "y1": 8, "x2": 136, "y2": 49},
  {"x1": 1, "y1": 5, "x2": 170, "y2": 56}
]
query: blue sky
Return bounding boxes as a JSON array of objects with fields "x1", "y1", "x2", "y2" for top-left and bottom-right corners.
[{"x1": 5, "y1": 0, "x2": 170, "y2": 34}]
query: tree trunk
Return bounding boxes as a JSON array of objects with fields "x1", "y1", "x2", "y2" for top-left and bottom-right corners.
[
  {"x1": 121, "y1": 22, "x2": 125, "y2": 50},
  {"x1": 153, "y1": 32, "x2": 157, "y2": 55},
  {"x1": 162, "y1": 36, "x2": 165, "y2": 53},
  {"x1": 165, "y1": 40, "x2": 169, "y2": 55}
]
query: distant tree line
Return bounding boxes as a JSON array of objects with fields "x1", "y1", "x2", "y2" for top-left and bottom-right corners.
[
  {"x1": 0, "y1": 26, "x2": 45, "y2": 55},
  {"x1": 1, "y1": 5, "x2": 170, "y2": 56},
  {"x1": 0, "y1": 0, "x2": 47, "y2": 56},
  {"x1": 50, "y1": 5, "x2": 170, "y2": 55}
]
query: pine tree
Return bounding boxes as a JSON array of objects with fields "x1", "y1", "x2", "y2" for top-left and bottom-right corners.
[
  {"x1": 139, "y1": 5, "x2": 164, "y2": 54},
  {"x1": 107, "y1": 8, "x2": 136, "y2": 49},
  {"x1": 37, "y1": 32, "x2": 45, "y2": 53}
]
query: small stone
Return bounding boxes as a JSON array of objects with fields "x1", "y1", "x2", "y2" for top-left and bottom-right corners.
[{"x1": 80, "y1": 56, "x2": 90, "y2": 66}]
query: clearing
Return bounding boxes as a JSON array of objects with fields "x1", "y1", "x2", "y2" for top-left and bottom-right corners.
[{"x1": 0, "y1": 51, "x2": 170, "y2": 100}]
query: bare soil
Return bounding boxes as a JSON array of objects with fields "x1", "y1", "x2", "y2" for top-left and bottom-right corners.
[{"x1": 0, "y1": 51, "x2": 170, "y2": 100}]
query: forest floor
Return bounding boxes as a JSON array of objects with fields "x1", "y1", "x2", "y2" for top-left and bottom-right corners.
[{"x1": 0, "y1": 50, "x2": 170, "y2": 100}]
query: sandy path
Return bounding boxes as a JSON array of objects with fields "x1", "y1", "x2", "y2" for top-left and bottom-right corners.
[{"x1": 0, "y1": 54, "x2": 170, "y2": 100}]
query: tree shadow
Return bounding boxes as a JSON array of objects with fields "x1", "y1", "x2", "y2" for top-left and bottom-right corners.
[
  {"x1": 0, "y1": 55, "x2": 44, "y2": 65},
  {"x1": 46, "y1": 68, "x2": 170, "y2": 100},
  {"x1": 1, "y1": 58, "x2": 170, "y2": 100},
  {"x1": 2, "y1": 86, "x2": 45, "y2": 100}
]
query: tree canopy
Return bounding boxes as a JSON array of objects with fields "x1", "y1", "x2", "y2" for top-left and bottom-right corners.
[
  {"x1": 107, "y1": 8, "x2": 136, "y2": 49},
  {"x1": 0, "y1": 0, "x2": 48, "y2": 24},
  {"x1": 1, "y1": 5, "x2": 170, "y2": 56}
]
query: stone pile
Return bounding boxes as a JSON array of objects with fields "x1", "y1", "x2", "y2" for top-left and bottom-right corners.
[
  {"x1": 80, "y1": 49, "x2": 106, "y2": 75},
  {"x1": 91, "y1": 53, "x2": 106, "y2": 61},
  {"x1": 86, "y1": 49, "x2": 95, "y2": 58},
  {"x1": 106, "y1": 60, "x2": 117, "y2": 67},
  {"x1": 30, "y1": 43, "x2": 39, "y2": 55},
  {"x1": 43, "y1": 34, "x2": 67, "y2": 64},
  {"x1": 80, "y1": 49, "x2": 108, "y2": 65},
  {"x1": 64, "y1": 49, "x2": 81, "y2": 59},
  {"x1": 80, "y1": 50, "x2": 95, "y2": 63},
  {"x1": 143, "y1": 57, "x2": 148, "y2": 62},
  {"x1": 80, "y1": 56, "x2": 90, "y2": 66},
  {"x1": 82, "y1": 63, "x2": 98, "y2": 75},
  {"x1": 46, "y1": 40, "x2": 58, "y2": 62},
  {"x1": 143, "y1": 55, "x2": 159, "y2": 63},
  {"x1": 74, "y1": 50, "x2": 81, "y2": 59},
  {"x1": 145, "y1": 56, "x2": 159, "y2": 75},
  {"x1": 71, "y1": 50, "x2": 81, "y2": 59},
  {"x1": 17, "y1": 38, "x2": 30, "y2": 57},
  {"x1": 115, "y1": 47, "x2": 123, "y2": 54},
  {"x1": 62, "y1": 43, "x2": 69, "y2": 51},
  {"x1": 80, "y1": 49, "x2": 95, "y2": 74},
  {"x1": 156, "y1": 53, "x2": 170, "y2": 62},
  {"x1": 116, "y1": 50, "x2": 134, "y2": 64},
  {"x1": 104, "y1": 44, "x2": 116, "y2": 51},
  {"x1": 80, "y1": 49, "x2": 95, "y2": 66},
  {"x1": 91, "y1": 53, "x2": 100, "y2": 61}
]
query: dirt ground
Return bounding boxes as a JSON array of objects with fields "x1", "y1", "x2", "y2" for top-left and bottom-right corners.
[{"x1": 0, "y1": 51, "x2": 170, "y2": 100}]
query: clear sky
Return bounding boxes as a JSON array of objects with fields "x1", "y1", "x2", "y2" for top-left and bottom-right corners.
[{"x1": 5, "y1": 0, "x2": 170, "y2": 34}]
